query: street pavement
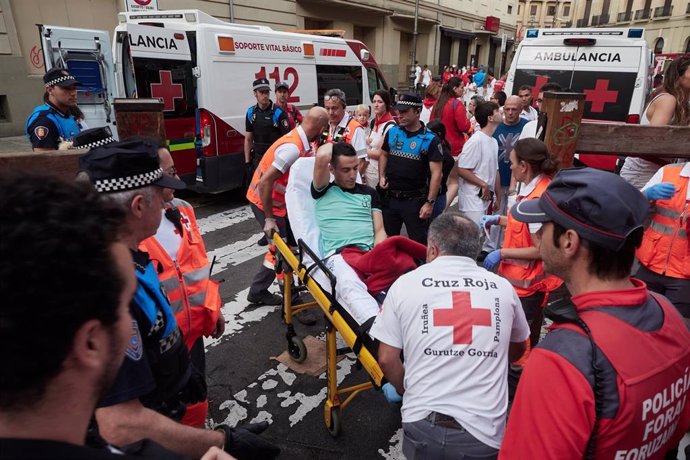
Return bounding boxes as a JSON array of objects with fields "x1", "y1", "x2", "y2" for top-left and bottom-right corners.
[{"x1": 189, "y1": 190, "x2": 405, "y2": 459}]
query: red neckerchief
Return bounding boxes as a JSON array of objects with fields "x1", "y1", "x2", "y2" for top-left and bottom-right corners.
[{"x1": 373, "y1": 112, "x2": 394, "y2": 130}]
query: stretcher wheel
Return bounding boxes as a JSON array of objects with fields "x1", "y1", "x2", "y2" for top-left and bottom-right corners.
[
  {"x1": 288, "y1": 335, "x2": 307, "y2": 363},
  {"x1": 326, "y1": 407, "x2": 341, "y2": 437}
]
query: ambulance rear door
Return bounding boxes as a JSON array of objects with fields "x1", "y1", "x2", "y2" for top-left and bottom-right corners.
[
  {"x1": 116, "y1": 22, "x2": 199, "y2": 187},
  {"x1": 38, "y1": 24, "x2": 116, "y2": 135}
]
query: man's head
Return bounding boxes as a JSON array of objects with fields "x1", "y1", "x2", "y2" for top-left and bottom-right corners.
[
  {"x1": 253, "y1": 78, "x2": 271, "y2": 107},
  {"x1": 157, "y1": 145, "x2": 178, "y2": 203},
  {"x1": 474, "y1": 101, "x2": 500, "y2": 129},
  {"x1": 0, "y1": 173, "x2": 135, "y2": 413},
  {"x1": 329, "y1": 142, "x2": 359, "y2": 190},
  {"x1": 427, "y1": 212, "x2": 481, "y2": 262},
  {"x1": 44, "y1": 68, "x2": 79, "y2": 111},
  {"x1": 490, "y1": 90, "x2": 507, "y2": 107},
  {"x1": 324, "y1": 88, "x2": 347, "y2": 125},
  {"x1": 503, "y1": 95, "x2": 522, "y2": 125},
  {"x1": 536, "y1": 82, "x2": 563, "y2": 111},
  {"x1": 275, "y1": 81, "x2": 290, "y2": 105},
  {"x1": 511, "y1": 168, "x2": 649, "y2": 284},
  {"x1": 517, "y1": 85, "x2": 533, "y2": 111},
  {"x1": 78, "y1": 138, "x2": 186, "y2": 245},
  {"x1": 394, "y1": 93, "x2": 423, "y2": 128},
  {"x1": 301, "y1": 106, "x2": 329, "y2": 142}
]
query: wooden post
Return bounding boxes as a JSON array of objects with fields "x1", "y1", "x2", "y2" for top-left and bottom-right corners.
[
  {"x1": 0, "y1": 151, "x2": 83, "y2": 181},
  {"x1": 113, "y1": 98, "x2": 166, "y2": 142},
  {"x1": 541, "y1": 92, "x2": 586, "y2": 169}
]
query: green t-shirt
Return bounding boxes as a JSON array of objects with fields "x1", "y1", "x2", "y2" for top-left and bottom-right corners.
[{"x1": 311, "y1": 182, "x2": 381, "y2": 256}]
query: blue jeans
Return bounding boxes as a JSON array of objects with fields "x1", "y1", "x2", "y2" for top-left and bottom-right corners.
[
  {"x1": 431, "y1": 194, "x2": 447, "y2": 220},
  {"x1": 402, "y1": 416, "x2": 498, "y2": 460}
]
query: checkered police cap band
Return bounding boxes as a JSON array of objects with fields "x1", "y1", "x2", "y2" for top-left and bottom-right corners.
[
  {"x1": 253, "y1": 82, "x2": 270, "y2": 91},
  {"x1": 397, "y1": 100, "x2": 423, "y2": 108},
  {"x1": 45, "y1": 75, "x2": 76, "y2": 88},
  {"x1": 93, "y1": 168, "x2": 163, "y2": 193},
  {"x1": 76, "y1": 137, "x2": 116, "y2": 150}
]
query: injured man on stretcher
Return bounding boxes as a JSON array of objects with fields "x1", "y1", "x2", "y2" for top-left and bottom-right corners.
[{"x1": 284, "y1": 142, "x2": 427, "y2": 329}]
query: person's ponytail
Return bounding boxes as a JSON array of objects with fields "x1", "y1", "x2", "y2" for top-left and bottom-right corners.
[{"x1": 513, "y1": 138, "x2": 559, "y2": 176}]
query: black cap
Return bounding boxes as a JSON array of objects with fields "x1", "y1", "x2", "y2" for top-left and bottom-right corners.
[
  {"x1": 511, "y1": 168, "x2": 648, "y2": 251},
  {"x1": 72, "y1": 127, "x2": 116, "y2": 150},
  {"x1": 44, "y1": 68, "x2": 79, "y2": 88},
  {"x1": 275, "y1": 81, "x2": 290, "y2": 91},
  {"x1": 253, "y1": 78, "x2": 271, "y2": 91},
  {"x1": 79, "y1": 138, "x2": 186, "y2": 193},
  {"x1": 394, "y1": 93, "x2": 423, "y2": 111}
]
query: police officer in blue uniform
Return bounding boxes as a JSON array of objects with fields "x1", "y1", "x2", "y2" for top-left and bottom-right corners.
[
  {"x1": 244, "y1": 78, "x2": 290, "y2": 174},
  {"x1": 79, "y1": 139, "x2": 280, "y2": 460},
  {"x1": 26, "y1": 68, "x2": 84, "y2": 152},
  {"x1": 378, "y1": 93, "x2": 444, "y2": 244}
]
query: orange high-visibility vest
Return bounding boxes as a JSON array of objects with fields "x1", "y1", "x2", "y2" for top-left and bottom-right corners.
[
  {"x1": 313, "y1": 115, "x2": 363, "y2": 151},
  {"x1": 637, "y1": 164, "x2": 689, "y2": 279},
  {"x1": 499, "y1": 175, "x2": 564, "y2": 297},
  {"x1": 141, "y1": 199, "x2": 221, "y2": 351},
  {"x1": 246, "y1": 127, "x2": 310, "y2": 217}
]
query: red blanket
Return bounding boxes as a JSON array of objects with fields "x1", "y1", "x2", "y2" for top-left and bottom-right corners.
[{"x1": 341, "y1": 236, "x2": 426, "y2": 297}]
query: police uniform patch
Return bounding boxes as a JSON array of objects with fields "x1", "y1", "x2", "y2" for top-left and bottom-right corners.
[
  {"x1": 409, "y1": 141, "x2": 417, "y2": 149},
  {"x1": 34, "y1": 126, "x2": 49, "y2": 140},
  {"x1": 281, "y1": 118, "x2": 289, "y2": 128},
  {"x1": 125, "y1": 319, "x2": 143, "y2": 361}
]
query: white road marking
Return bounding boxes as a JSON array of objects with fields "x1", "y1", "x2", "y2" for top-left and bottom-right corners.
[
  {"x1": 206, "y1": 232, "x2": 267, "y2": 273},
  {"x1": 203, "y1": 287, "x2": 279, "y2": 349},
  {"x1": 379, "y1": 428, "x2": 405, "y2": 459},
  {"x1": 197, "y1": 205, "x2": 253, "y2": 235}
]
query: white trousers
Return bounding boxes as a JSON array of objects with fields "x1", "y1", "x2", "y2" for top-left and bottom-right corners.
[{"x1": 325, "y1": 254, "x2": 380, "y2": 325}]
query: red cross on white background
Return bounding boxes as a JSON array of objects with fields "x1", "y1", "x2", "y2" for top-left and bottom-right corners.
[
  {"x1": 531, "y1": 75, "x2": 550, "y2": 101},
  {"x1": 433, "y1": 291, "x2": 492, "y2": 345},
  {"x1": 584, "y1": 79, "x2": 618, "y2": 113},
  {"x1": 150, "y1": 70, "x2": 183, "y2": 112}
]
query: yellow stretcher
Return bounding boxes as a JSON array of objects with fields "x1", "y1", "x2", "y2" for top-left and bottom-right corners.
[{"x1": 272, "y1": 233, "x2": 385, "y2": 437}]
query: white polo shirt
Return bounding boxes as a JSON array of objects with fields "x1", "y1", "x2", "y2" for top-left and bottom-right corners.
[
  {"x1": 457, "y1": 130, "x2": 499, "y2": 212},
  {"x1": 370, "y1": 255, "x2": 529, "y2": 449}
]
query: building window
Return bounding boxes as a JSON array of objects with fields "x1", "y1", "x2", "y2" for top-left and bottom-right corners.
[
  {"x1": 563, "y1": 4, "x2": 571, "y2": 16},
  {"x1": 518, "y1": 4, "x2": 521, "y2": 15},
  {"x1": 530, "y1": 5, "x2": 537, "y2": 15},
  {"x1": 654, "y1": 37, "x2": 664, "y2": 54},
  {"x1": 508, "y1": 5, "x2": 513, "y2": 14},
  {"x1": 547, "y1": 4, "x2": 557, "y2": 16}
]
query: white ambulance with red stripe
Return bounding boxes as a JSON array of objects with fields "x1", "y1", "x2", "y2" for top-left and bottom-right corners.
[
  {"x1": 38, "y1": 9, "x2": 391, "y2": 192},
  {"x1": 506, "y1": 28, "x2": 653, "y2": 170}
]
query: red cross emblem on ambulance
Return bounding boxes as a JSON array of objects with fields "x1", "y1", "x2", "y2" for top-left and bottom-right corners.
[
  {"x1": 433, "y1": 291, "x2": 492, "y2": 344},
  {"x1": 584, "y1": 79, "x2": 619, "y2": 113},
  {"x1": 150, "y1": 70, "x2": 184, "y2": 112}
]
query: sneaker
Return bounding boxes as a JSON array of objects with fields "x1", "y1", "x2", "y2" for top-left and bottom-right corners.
[
  {"x1": 257, "y1": 235, "x2": 269, "y2": 246},
  {"x1": 247, "y1": 290, "x2": 283, "y2": 305},
  {"x1": 296, "y1": 308, "x2": 318, "y2": 326}
]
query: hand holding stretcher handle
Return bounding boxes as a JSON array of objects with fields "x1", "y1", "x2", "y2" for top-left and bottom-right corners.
[{"x1": 263, "y1": 217, "x2": 280, "y2": 239}]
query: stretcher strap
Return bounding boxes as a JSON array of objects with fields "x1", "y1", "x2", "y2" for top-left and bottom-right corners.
[{"x1": 352, "y1": 316, "x2": 376, "y2": 356}]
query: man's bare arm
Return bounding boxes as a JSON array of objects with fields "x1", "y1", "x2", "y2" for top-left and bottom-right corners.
[
  {"x1": 372, "y1": 211, "x2": 387, "y2": 245},
  {"x1": 244, "y1": 132, "x2": 254, "y2": 164},
  {"x1": 313, "y1": 143, "x2": 333, "y2": 190},
  {"x1": 377, "y1": 342, "x2": 404, "y2": 395}
]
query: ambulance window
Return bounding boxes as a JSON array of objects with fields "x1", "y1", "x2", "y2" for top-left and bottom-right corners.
[
  {"x1": 131, "y1": 57, "x2": 196, "y2": 118},
  {"x1": 316, "y1": 65, "x2": 363, "y2": 106},
  {"x1": 366, "y1": 67, "x2": 386, "y2": 97}
]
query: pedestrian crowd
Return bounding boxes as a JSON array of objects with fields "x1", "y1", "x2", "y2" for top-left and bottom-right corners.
[{"x1": 3, "y1": 56, "x2": 690, "y2": 460}]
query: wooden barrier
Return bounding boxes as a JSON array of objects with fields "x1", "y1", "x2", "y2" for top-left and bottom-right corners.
[
  {"x1": 541, "y1": 92, "x2": 690, "y2": 165},
  {"x1": 0, "y1": 150, "x2": 84, "y2": 181}
]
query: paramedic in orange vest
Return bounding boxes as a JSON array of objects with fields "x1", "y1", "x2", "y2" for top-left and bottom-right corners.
[
  {"x1": 274, "y1": 81, "x2": 303, "y2": 129},
  {"x1": 500, "y1": 167, "x2": 690, "y2": 459},
  {"x1": 244, "y1": 107, "x2": 329, "y2": 310},
  {"x1": 636, "y1": 161, "x2": 690, "y2": 318},
  {"x1": 481, "y1": 138, "x2": 564, "y2": 349},
  {"x1": 140, "y1": 145, "x2": 224, "y2": 428},
  {"x1": 320, "y1": 88, "x2": 368, "y2": 176}
]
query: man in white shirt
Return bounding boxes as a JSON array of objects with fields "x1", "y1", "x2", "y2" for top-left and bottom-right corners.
[
  {"x1": 322, "y1": 88, "x2": 368, "y2": 175},
  {"x1": 372, "y1": 212, "x2": 529, "y2": 459},
  {"x1": 518, "y1": 85, "x2": 538, "y2": 122},
  {"x1": 520, "y1": 82, "x2": 563, "y2": 140},
  {"x1": 421, "y1": 64, "x2": 432, "y2": 89},
  {"x1": 414, "y1": 61, "x2": 422, "y2": 93},
  {"x1": 455, "y1": 101, "x2": 502, "y2": 226}
]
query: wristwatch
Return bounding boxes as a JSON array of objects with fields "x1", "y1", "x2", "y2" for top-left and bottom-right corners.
[{"x1": 426, "y1": 198, "x2": 435, "y2": 205}]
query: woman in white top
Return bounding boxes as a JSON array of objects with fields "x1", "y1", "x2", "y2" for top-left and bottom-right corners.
[
  {"x1": 620, "y1": 57, "x2": 690, "y2": 188},
  {"x1": 365, "y1": 89, "x2": 396, "y2": 188}
]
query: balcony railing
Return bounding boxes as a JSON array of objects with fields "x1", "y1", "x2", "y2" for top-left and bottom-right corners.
[
  {"x1": 576, "y1": 18, "x2": 589, "y2": 27},
  {"x1": 618, "y1": 11, "x2": 633, "y2": 21},
  {"x1": 591, "y1": 15, "x2": 600, "y2": 25},
  {"x1": 634, "y1": 8, "x2": 651, "y2": 20},
  {"x1": 653, "y1": 5, "x2": 673, "y2": 17},
  {"x1": 599, "y1": 14, "x2": 610, "y2": 24}
]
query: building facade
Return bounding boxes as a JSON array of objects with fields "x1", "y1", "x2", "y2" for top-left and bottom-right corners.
[
  {"x1": 516, "y1": 0, "x2": 575, "y2": 38},
  {"x1": 0, "y1": 0, "x2": 518, "y2": 137}
]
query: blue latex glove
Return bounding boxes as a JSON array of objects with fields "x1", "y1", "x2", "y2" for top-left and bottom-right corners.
[
  {"x1": 644, "y1": 183, "x2": 676, "y2": 201},
  {"x1": 382, "y1": 383, "x2": 403, "y2": 403},
  {"x1": 479, "y1": 214, "x2": 501, "y2": 230},
  {"x1": 483, "y1": 249, "x2": 502, "y2": 270}
]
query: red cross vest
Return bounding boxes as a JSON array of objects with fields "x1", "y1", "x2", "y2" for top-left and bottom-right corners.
[
  {"x1": 499, "y1": 175, "x2": 563, "y2": 297},
  {"x1": 636, "y1": 164, "x2": 689, "y2": 279},
  {"x1": 246, "y1": 127, "x2": 310, "y2": 218},
  {"x1": 556, "y1": 293, "x2": 690, "y2": 459},
  {"x1": 140, "y1": 199, "x2": 221, "y2": 351}
]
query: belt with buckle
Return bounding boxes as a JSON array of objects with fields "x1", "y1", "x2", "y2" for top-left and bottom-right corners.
[
  {"x1": 387, "y1": 189, "x2": 425, "y2": 200},
  {"x1": 425, "y1": 412, "x2": 463, "y2": 430}
]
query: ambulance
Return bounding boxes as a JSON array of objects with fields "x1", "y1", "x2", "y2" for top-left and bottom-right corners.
[
  {"x1": 38, "y1": 10, "x2": 392, "y2": 192},
  {"x1": 506, "y1": 28, "x2": 653, "y2": 170}
]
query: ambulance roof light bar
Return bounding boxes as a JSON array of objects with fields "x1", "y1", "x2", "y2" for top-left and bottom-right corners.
[{"x1": 542, "y1": 30, "x2": 624, "y2": 36}]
